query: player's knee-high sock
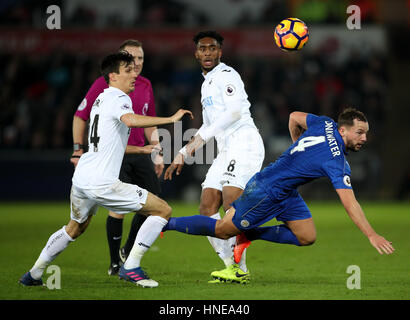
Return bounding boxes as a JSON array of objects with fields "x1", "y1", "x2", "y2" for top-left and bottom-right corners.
[
  {"x1": 123, "y1": 213, "x2": 147, "y2": 255},
  {"x1": 30, "y1": 226, "x2": 75, "y2": 280},
  {"x1": 124, "y1": 215, "x2": 168, "y2": 269},
  {"x1": 164, "y1": 215, "x2": 248, "y2": 271},
  {"x1": 106, "y1": 215, "x2": 123, "y2": 265},
  {"x1": 244, "y1": 224, "x2": 300, "y2": 246},
  {"x1": 238, "y1": 246, "x2": 248, "y2": 272},
  {"x1": 162, "y1": 215, "x2": 216, "y2": 237},
  {"x1": 206, "y1": 213, "x2": 235, "y2": 267}
]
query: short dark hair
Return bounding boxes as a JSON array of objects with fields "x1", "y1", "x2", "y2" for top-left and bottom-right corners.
[
  {"x1": 338, "y1": 107, "x2": 368, "y2": 127},
  {"x1": 193, "y1": 30, "x2": 224, "y2": 46},
  {"x1": 101, "y1": 51, "x2": 134, "y2": 83},
  {"x1": 119, "y1": 39, "x2": 142, "y2": 51}
]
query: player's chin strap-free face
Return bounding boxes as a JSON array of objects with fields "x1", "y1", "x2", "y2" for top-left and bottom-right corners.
[
  {"x1": 339, "y1": 120, "x2": 369, "y2": 151},
  {"x1": 195, "y1": 39, "x2": 222, "y2": 70}
]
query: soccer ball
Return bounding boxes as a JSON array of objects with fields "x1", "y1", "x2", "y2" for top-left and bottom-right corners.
[{"x1": 274, "y1": 18, "x2": 309, "y2": 51}]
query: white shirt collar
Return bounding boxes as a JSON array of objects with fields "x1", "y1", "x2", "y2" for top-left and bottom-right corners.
[
  {"x1": 106, "y1": 86, "x2": 127, "y2": 95},
  {"x1": 203, "y1": 62, "x2": 226, "y2": 79}
]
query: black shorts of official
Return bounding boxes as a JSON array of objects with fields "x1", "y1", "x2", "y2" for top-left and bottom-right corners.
[{"x1": 119, "y1": 153, "x2": 161, "y2": 196}]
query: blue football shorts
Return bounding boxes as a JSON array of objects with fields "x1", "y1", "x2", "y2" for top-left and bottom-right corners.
[{"x1": 231, "y1": 176, "x2": 312, "y2": 231}]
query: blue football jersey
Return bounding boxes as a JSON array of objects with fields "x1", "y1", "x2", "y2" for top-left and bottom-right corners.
[{"x1": 257, "y1": 114, "x2": 352, "y2": 201}]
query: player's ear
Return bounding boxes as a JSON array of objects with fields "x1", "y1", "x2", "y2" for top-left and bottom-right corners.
[
  {"x1": 108, "y1": 72, "x2": 117, "y2": 84},
  {"x1": 338, "y1": 125, "x2": 346, "y2": 137}
]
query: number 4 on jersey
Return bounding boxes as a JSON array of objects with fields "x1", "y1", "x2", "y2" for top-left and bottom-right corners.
[
  {"x1": 290, "y1": 136, "x2": 325, "y2": 154},
  {"x1": 90, "y1": 114, "x2": 100, "y2": 152}
]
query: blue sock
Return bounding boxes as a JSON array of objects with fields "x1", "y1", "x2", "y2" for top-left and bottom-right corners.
[
  {"x1": 244, "y1": 224, "x2": 300, "y2": 246},
  {"x1": 163, "y1": 216, "x2": 216, "y2": 237}
]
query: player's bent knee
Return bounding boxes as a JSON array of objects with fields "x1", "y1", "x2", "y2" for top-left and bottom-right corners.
[
  {"x1": 214, "y1": 229, "x2": 231, "y2": 240},
  {"x1": 298, "y1": 235, "x2": 316, "y2": 246},
  {"x1": 66, "y1": 218, "x2": 91, "y2": 239},
  {"x1": 66, "y1": 226, "x2": 81, "y2": 239},
  {"x1": 143, "y1": 192, "x2": 172, "y2": 219},
  {"x1": 155, "y1": 201, "x2": 172, "y2": 220},
  {"x1": 162, "y1": 203, "x2": 172, "y2": 220},
  {"x1": 286, "y1": 219, "x2": 316, "y2": 246},
  {"x1": 214, "y1": 220, "x2": 238, "y2": 240}
]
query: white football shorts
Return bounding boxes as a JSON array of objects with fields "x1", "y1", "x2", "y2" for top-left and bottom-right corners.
[
  {"x1": 70, "y1": 180, "x2": 148, "y2": 223},
  {"x1": 202, "y1": 127, "x2": 265, "y2": 191}
]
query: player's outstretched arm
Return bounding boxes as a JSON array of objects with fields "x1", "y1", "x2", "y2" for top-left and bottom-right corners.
[
  {"x1": 125, "y1": 144, "x2": 162, "y2": 154},
  {"x1": 336, "y1": 188, "x2": 395, "y2": 255},
  {"x1": 289, "y1": 111, "x2": 308, "y2": 143},
  {"x1": 121, "y1": 109, "x2": 193, "y2": 128}
]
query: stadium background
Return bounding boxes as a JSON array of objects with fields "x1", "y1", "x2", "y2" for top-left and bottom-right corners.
[
  {"x1": 0, "y1": 0, "x2": 409, "y2": 203},
  {"x1": 1, "y1": 0, "x2": 410, "y2": 304}
]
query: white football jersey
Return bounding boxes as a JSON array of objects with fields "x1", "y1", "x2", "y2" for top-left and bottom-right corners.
[
  {"x1": 200, "y1": 62, "x2": 256, "y2": 150},
  {"x1": 72, "y1": 87, "x2": 134, "y2": 189}
]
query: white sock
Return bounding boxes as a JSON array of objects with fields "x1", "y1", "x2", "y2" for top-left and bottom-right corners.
[
  {"x1": 207, "y1": 213, "x2": 235, "y2": 267},
  {"x1": 238, "y1": 248, "x2": 248, "y2": 272},
  {"x1": 124, "y1": 215, "x2": 168, "y2": 269},
  {"x1": 226, "y1": 235, "x2": 248, "y2": 272},
  {"x1": 30, "y1": 226, "x2": 74, "y2": 279},
  {"x1": 224, "y1": 235, "x2": 248, "y2": 272}
]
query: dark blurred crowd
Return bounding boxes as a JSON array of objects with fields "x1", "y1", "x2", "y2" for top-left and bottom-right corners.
[
  {"x1": 0, "y1": 0, "x2": 389, "y2": 151},
  {"x1": 1, "y1": 0, "x2": 403, "y2": 200},
  {"x1": 0, "y1": 0, "x2": 382, "y2": 29},
  {"x1": 0, "y1": 49, "x2": 387, "y2": 154}
]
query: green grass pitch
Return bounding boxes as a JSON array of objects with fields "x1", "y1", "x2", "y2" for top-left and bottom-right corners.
[{"x1": 1, "y1": 201, "x2": 409, "y2": 300}]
